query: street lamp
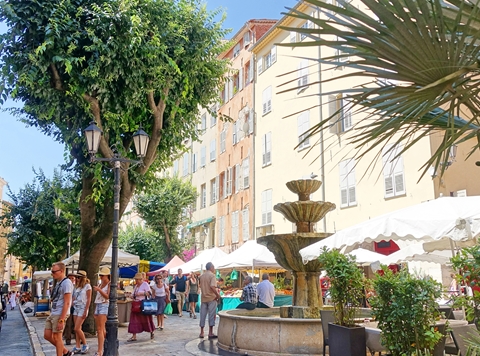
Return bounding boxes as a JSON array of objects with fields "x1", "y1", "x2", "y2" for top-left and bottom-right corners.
[{"x1": 83, "y1": 121, "x2": 149, "y2": 356}]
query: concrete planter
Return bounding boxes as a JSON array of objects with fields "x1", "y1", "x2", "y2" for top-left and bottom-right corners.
[{"x1": 328, "y1": 323, "x2": 366, "y2": 356}]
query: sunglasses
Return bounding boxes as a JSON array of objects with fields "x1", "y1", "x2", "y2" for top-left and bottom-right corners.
[{"x1": 51, "y1": 269, "x2": 61, "y2": 274}]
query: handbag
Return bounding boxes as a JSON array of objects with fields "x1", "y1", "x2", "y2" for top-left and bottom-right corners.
[
  {"x1": 165, "y1": 286, "x2": 170, "y2": 304},
  {"x1": 141, "y1": 295, "x2": 158, "y2": 315},
  {"x1": 131, "y1": 300, "x2": 141, "y2": 313}
]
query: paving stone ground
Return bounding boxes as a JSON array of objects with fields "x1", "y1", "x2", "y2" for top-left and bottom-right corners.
[
  {"x1": 19, "y1": 304, "x2": 226, "y2": 356},
  {"x1": 0, "y1": 305, "x2": 34, "y2": 356}
]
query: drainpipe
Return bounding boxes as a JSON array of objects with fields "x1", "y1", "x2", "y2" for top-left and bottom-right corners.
[
  {"x1": 252, "y1": 53, "x2": 256, "y2": 240},
  {"x1": 315, "y1": 6, "x2": 327, "y2": 234}
]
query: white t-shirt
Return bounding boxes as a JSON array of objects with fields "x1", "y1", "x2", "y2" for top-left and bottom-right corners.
[
  {"x1": 256, "y1": 280, "x2": 275, "y2": 308},
  {"x1": 151, "y1": 284, "x2": 167, "y2": 297},
  {"x1": 94, "y1": 283, "x2": 110, "y2": 304},
  {"x1": 73, "y1": 284, "x2": 92, "y2": 307},
  {"x1": 51, "y1": 278, "x2": 74, "y2": 316}
]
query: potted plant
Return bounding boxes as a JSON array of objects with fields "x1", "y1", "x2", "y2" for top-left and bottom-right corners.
[
  {"x1": 318, "y1": 248, "x2": 367, "y2": 356},
  {"x1": 370, "y1": 267, "x2": 443, "y2": 356}
]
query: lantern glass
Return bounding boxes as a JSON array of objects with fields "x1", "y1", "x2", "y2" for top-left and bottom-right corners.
[
  {"x1": 133, "y1": 127, "x2": 150, "y2": 158},
  {"x1": 84, "y1": 122, "x2": 102, "y2": 154}
]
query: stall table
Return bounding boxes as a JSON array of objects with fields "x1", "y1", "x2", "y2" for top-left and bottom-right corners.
[{"x1": 221, "y1": 295, "x2": 292, "y2": 310}]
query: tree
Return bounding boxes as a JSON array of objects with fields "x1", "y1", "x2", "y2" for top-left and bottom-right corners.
[
  {"x1": 134, "y1": 175, "x2": 197, "y2": 260},
  {"x1": 284, "y1": 0, "x2": 480, "y2": 175},
  {"x1": 0, "y1": 169, "x2": 81, "y2": 271},
  {"x1": 119, "y1": 225, "x2": 165, "y2": 262},
  {"x1": 0, "y1": 0, "x2": 227, "y2": 321}
]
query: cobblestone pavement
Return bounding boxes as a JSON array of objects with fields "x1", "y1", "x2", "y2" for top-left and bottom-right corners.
[
  {"x1": 20, "y1": 305, "x2": 225, "y2": 356},
  {"x1": 0, "y1": 305, "x2": 34, "y2": 356}
]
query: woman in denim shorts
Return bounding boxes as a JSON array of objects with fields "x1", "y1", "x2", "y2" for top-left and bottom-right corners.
[
  {"x1": 93, "y1": 267, "x2": 110, "y2": 356},
  {"x1": 71, "y1": 270, "x2": 92, "y2": 354}
]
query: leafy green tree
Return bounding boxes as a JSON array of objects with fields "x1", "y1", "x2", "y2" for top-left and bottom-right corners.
[
  {"x1": 134, "y1": 176, "x2": 197, "y2": 259},
  {"x1": 285, "y1": 0, "x2": 480, "y2": 174},
  {"x1": 0, "y1": 169, "x2": 81, "y2": 271},
  {"x1": 119, "y1": 225, "x2": 165, "y2": 262},
  {"x1": 0, "y1": 0, "x2": 228, "y2": 306}
]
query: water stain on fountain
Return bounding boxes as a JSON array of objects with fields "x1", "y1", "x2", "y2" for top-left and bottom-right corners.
[{"x1": 217, "y1": 179, "x2": 335, "y2": 355}]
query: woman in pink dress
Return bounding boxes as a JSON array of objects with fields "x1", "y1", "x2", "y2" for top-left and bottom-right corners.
[{"x1": 127, "y1": 273, "x2": 155, "y2": 341}]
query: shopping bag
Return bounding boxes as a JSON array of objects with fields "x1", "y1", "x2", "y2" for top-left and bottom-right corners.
[
  {"x1": 164, "y1": 302, "x2": 173, "y2": 315},
  {"x1": 131, "y1": 300, "x2": 141, "y2": 313}
]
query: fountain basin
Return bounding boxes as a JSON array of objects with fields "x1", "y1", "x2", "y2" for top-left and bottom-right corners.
[
  {"x1": 274, "y1": 201, "x2": 336, "y2": 225},
  {"x1": 286, "y1": 179, "x2": 322, "y2": 201},
  {"x1": 217, "y1": 308, "x2": 324, "y2": 356}
]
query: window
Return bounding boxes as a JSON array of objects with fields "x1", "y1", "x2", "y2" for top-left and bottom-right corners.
[
  {"x1": 210, "y1": 139, "x2": 216, "y2": 161},
  {"x1": 245, "y1": 61, "x2": 253, "y2": 84},
  {"x1": 219, "y1": 171, "x2": 226, "y2": 199},
  {"x1": 192, "y1": 152, "x2": 197, "y2": 173},
  {"x1": 261, "y1": 189, "x2": 273, "y2": 225},
  {"x1": 243, "y1": 157, "x2": 250, "y2": 188},
  {"x1": 382, "y1": 144, "x2": 406, "y2": 198},
  {"x1": 218, "y1": 216, "x2": 225, "y2": 246},
  {"x1": 290, "y1": 31, "x2": 297, "y2": 43},
  {"x1": 297, "y1": 111, "x2": 310, "y2": 150},
  {"x1": 242, "y1": 208, "x2": 249, "y2": 241},
  {"x1": 210, "y1": 105, "x2": 217, "y2": 127},
  {"x1": 200, "y1": 184, "x2": 207, "y2": 209},
  {"x1": 182, "y1": 152, "x2": 189, "y2": 176},
  {"x1": 235, "y1": 164, "x2": 241, "y2": 193},
  {"x1": 262, "y1": 132, "x2": 272, "y2": 166},
  {"x1": 257, "y1": 46, "x2": 276, "y2": 75},
  {"x1": 297, "y1": 59, "x2": 309, "y2": 93},
  {"x1": 233, "y1": 71, "x2": 242, "y2": 95},
  {"x1": 233, "y1": 119, "x2": 243, "y2": 145},
  {"x1": 329, "y1": 94, "x2": 352, "y2": 133},
  {"x1": 232, "y1": 211, "x2": 239, "y2": 243},
  {"x1": 200, "y1": 146, "x2": 206, "y2": 167},
  {"x1": 300, "y1": 21, "x2": 309, "y2": 41},
  {"x1": 226, "y1": 167, "x2": 233, "y2": 196},
  {"x1": 339, "y1": 159, "x2": 356, "y2": 207},
  {"x1": 173, "y1": 160, "x2": 179, "y2": 175},
  {"x1": 210, "y1": 178, "x2": 217, "y2": 205},
  {"x1": 243, "y1": 32, "x2": 251, "y2": 47},
  {"x1": 220, "y1": 128, "x2": 226, "y2": 153},
  {"x1": 335, "y1": 36, "x2": 349, "y2": 65},
  {"x1": 232, "y1": 121, "x2": 237, "y2": 145},
  {"x1": 233, "y1": 43, "x2": 241, "y2": 58},
  {"x1": 262, "y1": 86, "x2": 272, "y2": 115},
  {"x1": 201, "y1": 113, "x2": 207, "y2": 132}
]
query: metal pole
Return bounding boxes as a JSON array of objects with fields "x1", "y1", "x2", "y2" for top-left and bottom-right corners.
[
  {"x1": 104, "y1": 158, "x2": 120, "y2": 356},
  {"x1": 67, "y1": 220, "x2": 72, "y2": 258}
]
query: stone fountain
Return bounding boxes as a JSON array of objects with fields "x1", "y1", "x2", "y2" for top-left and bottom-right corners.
[
  {"x1": 258, "y1": 179, "x2": 335, "y2": 318},
  {"x1": 216, "y1": 179, "x2": 335, "y2": 355}
]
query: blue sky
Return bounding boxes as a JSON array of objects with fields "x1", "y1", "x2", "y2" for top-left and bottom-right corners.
[{"x1": 0, "y1": 1, "x2": 296, "y2": 198}]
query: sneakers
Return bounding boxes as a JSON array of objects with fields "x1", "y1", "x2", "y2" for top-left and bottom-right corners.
[
  {"x1": 81, "y1": 344, "x2": 89, "y2": 354},
  {"x1": 71, "y1": 347, "x2": 81, "y2": 354}
]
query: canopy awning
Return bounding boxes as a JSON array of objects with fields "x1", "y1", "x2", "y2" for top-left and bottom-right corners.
[{"x1": 186, "y1": 216, "x2": 215, "y2": 229}]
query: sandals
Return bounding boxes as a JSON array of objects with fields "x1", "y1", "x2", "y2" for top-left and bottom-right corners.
[
  {"x1": 150, "y1": 332, "x2": 155, "y2": 339},
  {"x1": 193, "y1": 314, "x2": 197, "y2": 319},
  {"x1": 199, "y1": 334, "x2": 204, "y2": 339},
  {"x1": 127, "y1": 337, "x2": 137, "y2": 342},
  {"x1": 208, "y1": 334, "x2": 218, "y2": 340}
]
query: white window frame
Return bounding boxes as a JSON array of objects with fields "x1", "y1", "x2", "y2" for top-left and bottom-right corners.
[
  {"x1": 218, "y1": 216, "x2": 225, "y2": 246},
  {"x1": 201, "y1": 113, "x2": 207, "y2": 132},
  {"x1": 235, "y1": 164, "x2": 241, "y2": 193},
  {"x1": 242, "y1": 208, "x2": 249, "y2": 241},
  {"x1": 243, "y1": 157, "x2": 250, "y2": 188},
  {"x1": 339, "y1": 159, "x2": 357, "y2": 207},
  {"x1": 200, "y1": 184, "x2": 207, "y2": 209},
  {"x1": 210, "y1": 139, "x2": 216, "y2": 162},
  {"x1": 262, "y1": 132, "x2": 272, "y2": 167},
  {"x1": 226, "y1": 167, "x2": 233, "y2": 196},
  {"x1": 200, "y1": 146, "x2": 206, "y2": 167},
  {"x1": 233, "y1": 43, "x2": 241, "y2": 58},
  {"x1": 232, "y1": 210, "x2": 239, "y2": 243},
  {"x1": 210, "y1": 178, "x2": 217, "y2": 205},
  {"x1": 261, "y1": 189, "x2": 273, "y2": 225},
  {"x1": 382, "y1": 145, "x2": 406, "y2": 198},
  {"x1": 297, "y1": 59, "x2": 309, "y2": 93},
  {"x1": 329, "y1": 94, "x2": 352, "y2": 134},
  {"x1": 297, "y1": 111, "x2": 310, "y2": 150},
  {"x1": 220, "y1": 129, "x2": 226, "y2": 153},
  {"x1": 262, "y1": 86, "x2": 272, "y2": 115},
  {"x1": 182, "y1": 152, "x2": 189, "y2": 176},
  {"x1": 173, "y1": 160, "x2": 179, "y2": 175}
]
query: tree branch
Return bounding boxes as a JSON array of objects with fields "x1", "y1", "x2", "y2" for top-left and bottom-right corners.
[
  {"x1": 83, "y1": 93, "x2": 114, "y2": 158},
  {"x1": 49, "y1": 63, "x2": 64, "y2": 91}
]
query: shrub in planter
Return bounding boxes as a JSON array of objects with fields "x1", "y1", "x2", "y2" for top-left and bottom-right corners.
[{"x1": 370, "y1": 267, "x2": 443, "y2": 356}]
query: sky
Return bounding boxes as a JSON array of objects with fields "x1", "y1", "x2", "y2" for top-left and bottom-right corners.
[{"x1": 0, "y1": 1, "x2": 296, "y2": 199}]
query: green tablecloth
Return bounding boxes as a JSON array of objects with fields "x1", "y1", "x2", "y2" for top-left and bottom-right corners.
[{"x1": 221, "y1": 295, "x2": 292, "y2": 310}]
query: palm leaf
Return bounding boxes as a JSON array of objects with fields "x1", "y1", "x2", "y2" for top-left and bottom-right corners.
[{"x1": 280, "y1": 0, "x2": 480, "y2": 171}]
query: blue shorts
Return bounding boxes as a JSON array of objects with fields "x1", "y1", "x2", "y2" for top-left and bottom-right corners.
[{"x1": 95, "y1": 303, "x2": 108, "y2": 315}]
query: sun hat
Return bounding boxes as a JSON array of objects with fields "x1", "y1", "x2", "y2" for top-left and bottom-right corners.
[
  {"x1": 67, "y1": 271, "x2": 77, "y2": 277},
  {"x1": 134, "y1": 273, "x2": 143, "y2": 280},
  {"x1": 98, "y1": 267, "x2": 111, "y2": 276},
  {"x1": 75, "y1": 270, "x2": 87, "y2": 278}
]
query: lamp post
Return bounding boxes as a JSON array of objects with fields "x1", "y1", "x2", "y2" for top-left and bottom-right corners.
[{"x1": 83, "y1": 122, "x2": 149, "y2": 356}]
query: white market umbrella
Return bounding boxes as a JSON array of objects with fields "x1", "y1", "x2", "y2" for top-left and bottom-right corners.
[
  {"x1": 63, "y1": 245, "x2": 140, "y2": 268},
  {"x1": 170, "y1": 247, "x2": 228, "y2": 274},
  {"x1": 216, "y1": 240, "x2": 282, "y2": 270},
  {"x1": 300, "y1": 196, "x2": 480, "y2": 263},
  {"x1": 347, "y1": 248, "x2": 386, "y2": 266}
]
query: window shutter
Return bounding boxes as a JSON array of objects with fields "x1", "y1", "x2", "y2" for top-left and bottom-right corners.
[
  {"x1": 271, "y1": 46, "x2": 277, "y2": 63},
  {"x1": 262, "y1": 134, "x2": 267, "y2": 165},
  {"x1": 224, "y1": 81, "x2": 228, "y2": 103},
  {"x1": 228, "y1": 78, "x2": 234, "y2": 100},
  {"x1": 248, "y1": 62, "x2": 254, "y2": 82},
  {"x1": 257, "y1": 58, "x2": 263, "y2": 76},
  {"x1": 347, "y1": 159, "x2": 356, "y2": 205},
  {"x1": 215, "y1": 176, "x2": 220, "y2": 202},
  {"x1": 290, "y1": 31, "x2": 297, "y2": 43},
  {"x1": 261, "y1": 190, "x2": 267, "y2": 225},
  {"x1": 339, "y1": 160, "x2": 348, "y2": 207},
  {"x1": 329, "y1": 95, "x2": 339, "y2": 133},
  {"x1": 382, "y1": 145, "x2": 394, "y2": 198},
  {"x1": 223, "y1": 172, "x2": 227, "y2": 199},
  {"x1": 242, "y1": 208, "x2": 249, "y2": 241},
  {"x1": 266, "y1": 190, "x2": 272, "y2": 224},
  {"x1": 232, "y1": 121, "x2": 237, "y2": 145},
  {"x1": 249, "y1": 109, "x2": 254, "y2": 134},
  {"x1": 393, "y1": 147, "x2": 405, "y2": 195},
  {"x1": 243, "y1": 158, "x2": 249, "y2": 188},
  {"x1": 266, "y1": 132, "x2": 272, "y2": 164},
  {"x1": 266, "y1": 86, "x2": 272, "y2": 113},
  {"x1": 341, "y1": 96, "x2": 352, "y2": 131}
]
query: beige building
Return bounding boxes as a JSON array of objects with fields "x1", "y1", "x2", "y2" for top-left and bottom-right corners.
[
  {"x1": 251, "y1": 1, "x2": 480, "y2": 247},
  {"x1": 0, "y1": 176, "x2": 8, "y2": 284}
]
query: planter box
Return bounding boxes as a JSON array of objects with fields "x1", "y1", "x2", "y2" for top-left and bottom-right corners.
[{"x1": 328, "y1": 323, "x2": 366, "y2": 356}]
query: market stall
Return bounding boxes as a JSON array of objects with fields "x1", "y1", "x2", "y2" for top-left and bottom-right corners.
[
  {"x1": 171, "y1": 247, "x2": 228, "y2": 274},
  {"x1": 119, "y1": 260, "x2": 166, "y2": 279},
  {"x1": 147, "y1": 255, "x2": 185, "y2": 276},
  {"x1": 62, "y1": 246, "x2": 140, "y2": 268},
  {"x1": 32, "y1": 270, "x2": 52, "y2": 315}
]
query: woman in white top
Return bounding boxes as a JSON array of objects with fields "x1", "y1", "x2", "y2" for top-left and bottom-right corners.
[
  {"x1": 71, "y1": 270, "x2": 92, "y2": 354},
  {"x1": 151, "y1": 274, "x2": 168, "y2": 330},
  {"x1": 93, "y1": 267, "x2": 110, "y2": 356}
]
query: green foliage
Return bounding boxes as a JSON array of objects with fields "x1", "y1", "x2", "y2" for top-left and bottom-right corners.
[
  {"x1": 451, "y1": 245, "x2": 480, "y2": 328},
  {"x1": 273, "y1": 277, "x2": 285, "y2": 290},
  {"x1": 134, "y1": 175, "x2": 197, "y2": 259},
  {"x1": 283, "y1": 0, "x2": 480, "y2": 176},
  {"x1": 370, "y1": 268, "x2": 443, "y2": 356},
  {"x1": 0, "y1": 169, "x2": 81, "y2": 271},
  {"x1": 118, "y1": 224, "x2": 165, "y2": 262},
  {"x1": 317, "y1": 248, "x2": 365, "y2": 327}
]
